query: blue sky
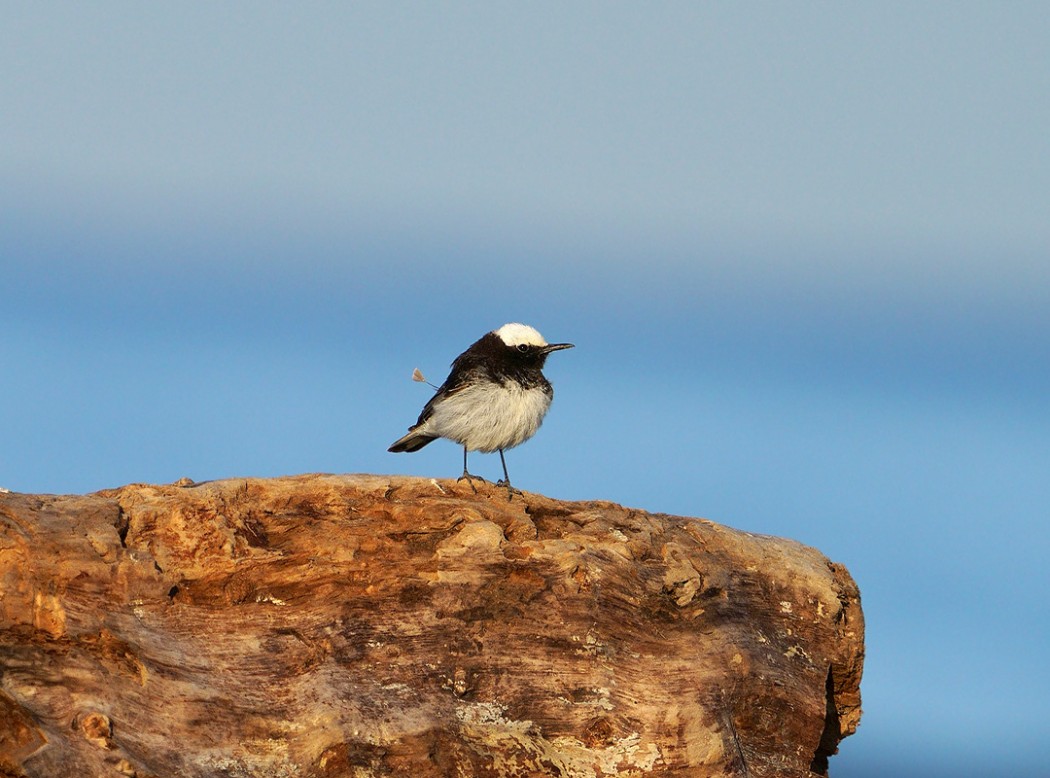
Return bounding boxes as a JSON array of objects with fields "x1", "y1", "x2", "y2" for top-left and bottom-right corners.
[{"x1": 3, "y1": 4, "x2": 1049, "y2": 775}]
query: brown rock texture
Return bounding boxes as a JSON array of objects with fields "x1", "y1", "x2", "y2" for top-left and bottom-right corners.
[{"x1": 0, "y1": 475, "x2": 863, "y2": 777}]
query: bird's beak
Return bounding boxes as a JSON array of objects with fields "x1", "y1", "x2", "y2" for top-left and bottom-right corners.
[{"x1": 542, "y1": 343, "x2": 574, "y2": 354}]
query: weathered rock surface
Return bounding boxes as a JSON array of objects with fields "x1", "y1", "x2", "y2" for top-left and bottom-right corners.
[{"x1": 0, "y1": 475, "x2": 863, "y2": 777}]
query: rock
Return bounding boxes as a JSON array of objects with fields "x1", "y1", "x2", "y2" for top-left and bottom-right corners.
[{"x1": 0, "y1": 475, "x2": 863, "y2": 777}]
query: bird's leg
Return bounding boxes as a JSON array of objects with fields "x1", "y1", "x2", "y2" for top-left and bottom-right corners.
[
  {"x1": 496, "y1": 449, "x2": 523, "y2": 501},
  {"x1": 456, "y1": 445, "x2": 486, "y2": 493}
]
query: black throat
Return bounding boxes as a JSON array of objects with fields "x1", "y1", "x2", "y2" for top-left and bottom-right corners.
[{"x1": 452, "y1": 332, "x2": 552, "y2": 389}]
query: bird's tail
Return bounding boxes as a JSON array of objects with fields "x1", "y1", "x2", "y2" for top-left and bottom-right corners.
[{"x1": 388, "y1": 428, "x2": 438, "y2": 453}]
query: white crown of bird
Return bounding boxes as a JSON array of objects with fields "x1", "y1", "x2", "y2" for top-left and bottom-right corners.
[{"x1": 494, "y1": 323, "x2": 548, "y2": 348}]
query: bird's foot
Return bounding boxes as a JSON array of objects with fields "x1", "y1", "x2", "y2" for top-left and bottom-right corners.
[
  {"x1": 496, "y1": 479, "x2": 523, "y2": 502},
  {"x1": 457, "y1": 471, "x2": 487, "y2": 494}
]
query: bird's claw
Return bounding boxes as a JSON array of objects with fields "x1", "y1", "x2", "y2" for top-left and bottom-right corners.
[
  {"x1": 496, "y1": 480, "x2": 523, "y2": 501},
  {"x1": 457, "y1": 472, "x2": 487, "y2": 494}
]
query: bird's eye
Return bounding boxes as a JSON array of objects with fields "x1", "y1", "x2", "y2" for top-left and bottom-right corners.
[{"x1": 517, "y1": 344, "x2": 529, "y2": 353}]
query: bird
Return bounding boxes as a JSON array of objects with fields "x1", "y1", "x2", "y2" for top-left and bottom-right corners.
[{"x1": 388, "y1": 323, "x2": 574, "y2": 499}]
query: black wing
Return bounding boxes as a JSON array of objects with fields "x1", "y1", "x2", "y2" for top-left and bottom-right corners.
[{"x1": 414, "y1": 362, "x2": 484, "y2": 427}]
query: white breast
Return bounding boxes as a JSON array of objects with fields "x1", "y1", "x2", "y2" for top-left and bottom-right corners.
[{"x1": 426, "y1": 380, "x2": 553, "y2": 452}]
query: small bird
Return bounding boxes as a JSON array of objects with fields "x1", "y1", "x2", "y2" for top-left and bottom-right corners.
[{"x1": 388, "y1": 323, "x2": 574, "y2": 499}]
